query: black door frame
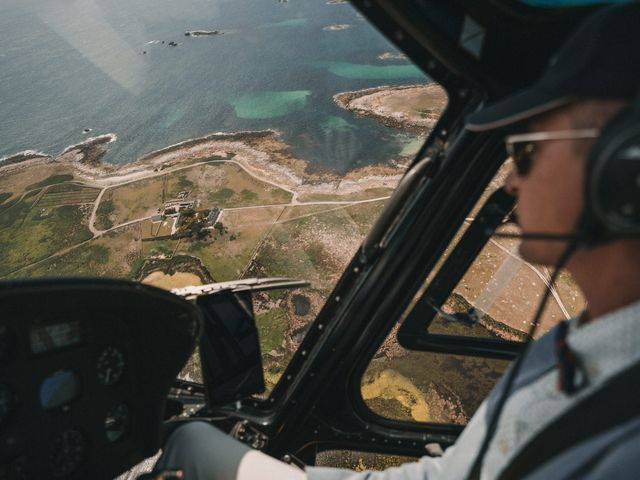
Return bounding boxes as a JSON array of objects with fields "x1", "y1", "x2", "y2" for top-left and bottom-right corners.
[{"x1": 205, "y1": 0, "x2": 601, "y2": 465}]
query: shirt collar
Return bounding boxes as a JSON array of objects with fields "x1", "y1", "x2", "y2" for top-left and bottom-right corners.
[{"x1": 567, "y1": 300, "x2": 640, "y2": 382}]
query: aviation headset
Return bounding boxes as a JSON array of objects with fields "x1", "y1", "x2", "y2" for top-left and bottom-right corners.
[{"x1": 582, "y1": 90, "x2": 640, "y2": 242}]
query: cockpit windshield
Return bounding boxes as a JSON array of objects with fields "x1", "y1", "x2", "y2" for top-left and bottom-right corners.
[{"x1": 0, "y1": 0, "x2": 446, "y2": 390}]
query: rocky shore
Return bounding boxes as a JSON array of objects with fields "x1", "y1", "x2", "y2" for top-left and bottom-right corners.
[
  {"x1": 0, "y1": 129, "x2": 404, "y2": 198},
  {"x1": 0, "y1": 150, "x2": 50, "y2": 166},
  {"x1": 59, "y1": 134, "x2": 117, "y2": 164},
  {"x1": 1, "y1": 82, "x2": 446, "y2": 194},
  {"x1": 0, "y1": 134, "x2": 118, "y2": 176}
]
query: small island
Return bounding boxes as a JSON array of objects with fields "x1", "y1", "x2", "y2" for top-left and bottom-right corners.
[
  {"x1": 185, "y1": 30, "x2": 223, "y2": 37},
  {"x1": 377, "y1": 52, "x2": 408, "y2": 61},
  {"x1": 323, "y1": 24, "x2": 351, "y2": 31}
]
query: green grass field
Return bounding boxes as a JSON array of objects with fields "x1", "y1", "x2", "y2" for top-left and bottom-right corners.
[
  {"x1": 106, "y1": 162, "x2": 293, "y2": 227},
  {"x1": 36, "y1": 185, "x2": 100, "y2": 207},
  {"x1": 0, "y1": 204, "x2": 93, "y2": 276},
  {"x1": 254, "y1": 202, "x2": 387, "y2": 292},
  {"x1": 16, "y1": 225, "x2": 142, "y2": 279},
  {"x1": 256, "y1": 307, "x2": 289, "y2": 353},
  {"x1": 95, "y1": 197, "x2": 115, "y2": 230},
  {"x1": 25, "y1": 174, "x2": 74, "y2": 191}
]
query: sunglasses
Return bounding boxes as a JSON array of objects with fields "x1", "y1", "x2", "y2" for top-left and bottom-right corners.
[{"x1": 504, "y1": 129, "x2": 600, "y2": 176}]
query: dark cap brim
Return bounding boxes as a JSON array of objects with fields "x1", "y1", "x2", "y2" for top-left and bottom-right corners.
[{"x1": 466, "y1": 89, "x2": 574, "y2": 132}]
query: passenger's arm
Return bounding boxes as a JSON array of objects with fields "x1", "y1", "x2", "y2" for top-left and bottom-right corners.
[{"x1": 153, "y1": 422, "x2": 306, "y2": 480}]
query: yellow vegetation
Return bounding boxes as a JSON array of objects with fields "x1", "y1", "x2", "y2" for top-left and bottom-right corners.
[
  {"x1": 142, "y1": 271, "x2": 202, "y2": 290},
  {"x1": 361, "y1": 369, "x2": 430, "y2": 422}
]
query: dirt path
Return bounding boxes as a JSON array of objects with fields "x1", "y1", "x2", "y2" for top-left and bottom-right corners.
[
  {"x1": 86, "y1": 154, "x2": 393, "y2": 234},
  {"x1": 88, "y1": 187, "x2": 107, "y2": 235}
]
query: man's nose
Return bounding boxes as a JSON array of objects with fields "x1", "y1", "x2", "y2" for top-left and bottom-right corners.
[{"x1": 504, "y1": 170, "x2": 520, "y2": 196}]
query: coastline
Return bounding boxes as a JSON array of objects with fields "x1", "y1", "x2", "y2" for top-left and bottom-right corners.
[
  {"x1": 0, "y1": 82, "x2": 445, "y2": 198},
  {"x1": 0, "y1": 129, "x2": 405, "y2": 198},
  {"x1": 0, "y1": 150, "x2": 50, "y2": 165},
  {"x1": 334, "y1": 83, "x2": 447, "y2": 133},
  {"x1": 0, "y1": 134, "x2": 117, "y2": 172}
]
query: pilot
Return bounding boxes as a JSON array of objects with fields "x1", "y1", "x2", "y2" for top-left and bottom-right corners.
[{"x1": 151, "y1": 4, "x2": 640, "y2": 479}]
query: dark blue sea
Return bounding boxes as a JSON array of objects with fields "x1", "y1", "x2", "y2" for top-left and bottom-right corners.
[{"x1": 0, "y1": 0, "x2": 429, "y2": 171}]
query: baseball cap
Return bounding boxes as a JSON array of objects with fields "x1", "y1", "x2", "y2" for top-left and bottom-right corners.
[{"x1": 466, "y1": 4, "x2": 640, "y2": 132}]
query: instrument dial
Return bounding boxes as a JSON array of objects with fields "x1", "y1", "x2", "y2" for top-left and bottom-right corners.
[
  {"x1": 49, "y1": 429, "x2": 85, "y2": 477},
  {"x1": 96, "y1": 346, "x2": 125, "y2": 386},
  {"x1": 105, "y1": 402, "x2": 130, "y2": 442}
]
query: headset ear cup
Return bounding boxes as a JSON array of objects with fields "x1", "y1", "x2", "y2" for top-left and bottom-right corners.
[{"x1": 584, "y1": 106, "x2": 640, "y2": 240}]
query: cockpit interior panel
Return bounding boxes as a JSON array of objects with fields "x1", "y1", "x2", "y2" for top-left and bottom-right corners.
[{"x1": 0, "y1": 279, "x2": 201, "y2": 479}]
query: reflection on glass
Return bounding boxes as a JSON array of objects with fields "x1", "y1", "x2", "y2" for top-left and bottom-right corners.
[
  {"x1": 430, "y1": 243, "x2": 586, "y2": 340},
  {"x1": 40, "y1": 370, "x2": 79, "y2": 409},
  {"x1": 424, "y1": 162, "x2": 585, "y2": 341}
]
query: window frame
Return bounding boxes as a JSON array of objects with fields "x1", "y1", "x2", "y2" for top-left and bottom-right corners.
[{"x1": 196, "y1": 0, "x2": 605, "y2": 466}]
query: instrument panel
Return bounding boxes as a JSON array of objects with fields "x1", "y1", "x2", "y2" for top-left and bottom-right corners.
[{"x1": 0, "y1": 279, "x2": 201, "y2": 479}]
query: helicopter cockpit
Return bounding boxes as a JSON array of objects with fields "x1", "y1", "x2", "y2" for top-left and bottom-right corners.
[{"x1": 1, "y1": 0, "x2": 638, "y2": 478}]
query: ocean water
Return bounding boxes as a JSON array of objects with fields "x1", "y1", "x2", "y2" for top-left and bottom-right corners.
[{"x1": 0, "y1": 0, "x2": 430, "y2": 171}]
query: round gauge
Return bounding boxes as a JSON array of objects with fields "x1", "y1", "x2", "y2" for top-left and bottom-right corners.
[
  {"x1": 0, "y1": 383, "x2": 13, "y2": 427},
  {"x1": 96, "y1": 346, "x2": 125, "y2": 386},
  {"x1": 104, "y1": 402, "x2": 130, "y2": 442},
  {"x1": 49, "y1": 429, "x2": 85, "y2": 477}
]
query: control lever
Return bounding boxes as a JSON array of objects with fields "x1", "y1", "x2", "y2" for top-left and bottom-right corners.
[{"x1": 230, "y1": 420, "x2": 268, "y2": 450}]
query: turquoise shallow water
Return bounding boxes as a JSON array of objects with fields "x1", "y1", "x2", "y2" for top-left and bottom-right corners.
[
  {"x1": 316, "y1": 61, "x2": 425, "y2": 80},
  {"x1": 321, "y1": 116, "x2": 357, "y2": 135},
  {"x1": 0, "y1": 0, "x2": 431, "y2": 171},
  {"x1": 231, "y1": 91, "x2": 312, "y2": 119}
]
